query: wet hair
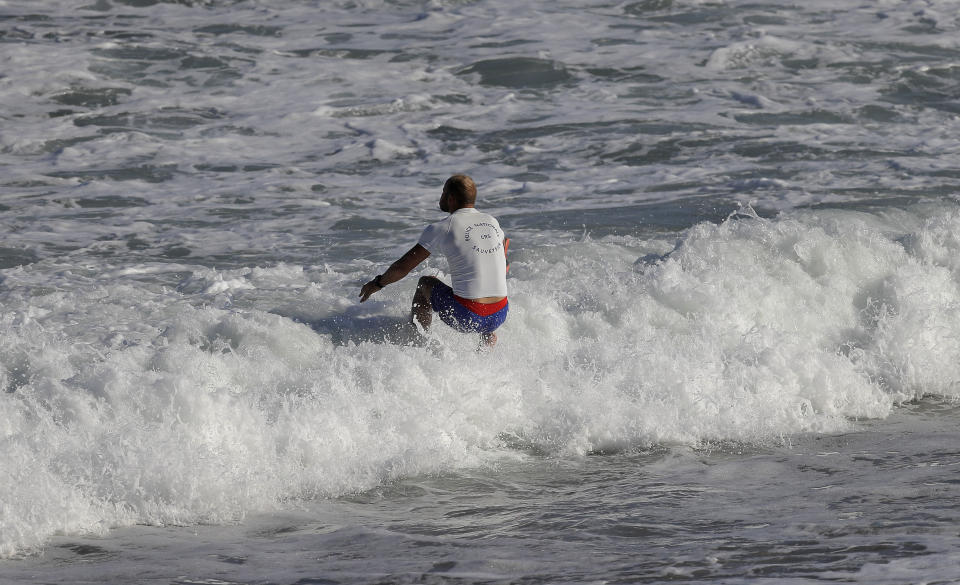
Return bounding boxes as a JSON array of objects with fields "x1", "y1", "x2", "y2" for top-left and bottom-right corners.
[{"x1": 444, "y1": 174, "x2": 477, "y2": 206}]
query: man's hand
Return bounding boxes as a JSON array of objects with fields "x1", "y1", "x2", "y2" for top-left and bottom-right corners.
[{"x1": 359, "y1": 278, "x2": 382, "y2": 303}]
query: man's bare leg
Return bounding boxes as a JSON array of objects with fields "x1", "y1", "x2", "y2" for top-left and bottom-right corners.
[{"x1": 411, "y1": 275, "x2": 439, "y2": 331}]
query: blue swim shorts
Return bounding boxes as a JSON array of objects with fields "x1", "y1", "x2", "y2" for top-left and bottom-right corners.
[{"x1": 430, "y1": 281, "x2": 508, "y2": 335}]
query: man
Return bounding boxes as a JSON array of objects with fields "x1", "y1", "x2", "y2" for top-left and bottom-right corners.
[{"x1": 358, "y1": 174, "x2": 509, "y2": 347}]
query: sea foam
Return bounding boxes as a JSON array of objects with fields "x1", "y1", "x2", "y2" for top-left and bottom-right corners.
[{"x1": 4, "y1": 204, "x2": 960, "y2": 556}]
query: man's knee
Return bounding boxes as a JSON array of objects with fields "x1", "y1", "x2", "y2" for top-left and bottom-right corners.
[
  {"x1": 413, "y1": 275, "x2": 439, "y2": 306},
  {"x1": 415, "y1": 275, "x2": 440, "y2": 295}
]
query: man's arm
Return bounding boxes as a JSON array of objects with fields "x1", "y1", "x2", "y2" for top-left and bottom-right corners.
[
  {"x1": 504, "y1": 236, "x2": 510, "y2": 273},
  {"x1": 358, "y1": 244, "x2": 431, "y2": 302}
]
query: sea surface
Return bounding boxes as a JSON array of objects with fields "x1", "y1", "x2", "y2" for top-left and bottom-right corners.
[{"x1": 3, "y1": 0, "x2": 960, "y2": 583}]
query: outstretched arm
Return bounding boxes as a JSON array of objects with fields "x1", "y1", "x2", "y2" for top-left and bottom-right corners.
[{"x1": 359, "y1": 244, "x2": 431, "y2": 302}]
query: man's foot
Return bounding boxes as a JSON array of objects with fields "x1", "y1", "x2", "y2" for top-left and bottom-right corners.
[{"x1": 400, "y1": 320, "x2": 429, "y2": 347}]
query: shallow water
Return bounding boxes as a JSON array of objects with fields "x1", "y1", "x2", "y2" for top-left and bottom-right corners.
[
  {"x1": 6, "y1": 401, "x2": 960, "y2": 584},
  {"x1": 3, "y1": 0, "x2": 960, "y2": 582}
]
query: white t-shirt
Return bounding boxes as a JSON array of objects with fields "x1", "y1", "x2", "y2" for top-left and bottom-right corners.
[{"x1": 418, "y1": 208, "x2": 508, "y2": 299}]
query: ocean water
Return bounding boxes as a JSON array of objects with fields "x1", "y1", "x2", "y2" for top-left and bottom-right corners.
[{"x1": 3, "y1": 0, "x2": 960, "y2": 583}]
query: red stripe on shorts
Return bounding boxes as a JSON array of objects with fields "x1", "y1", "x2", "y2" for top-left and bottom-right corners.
[{"x1": 454, "y1": 295, "x2": 508, "y2": 316}]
